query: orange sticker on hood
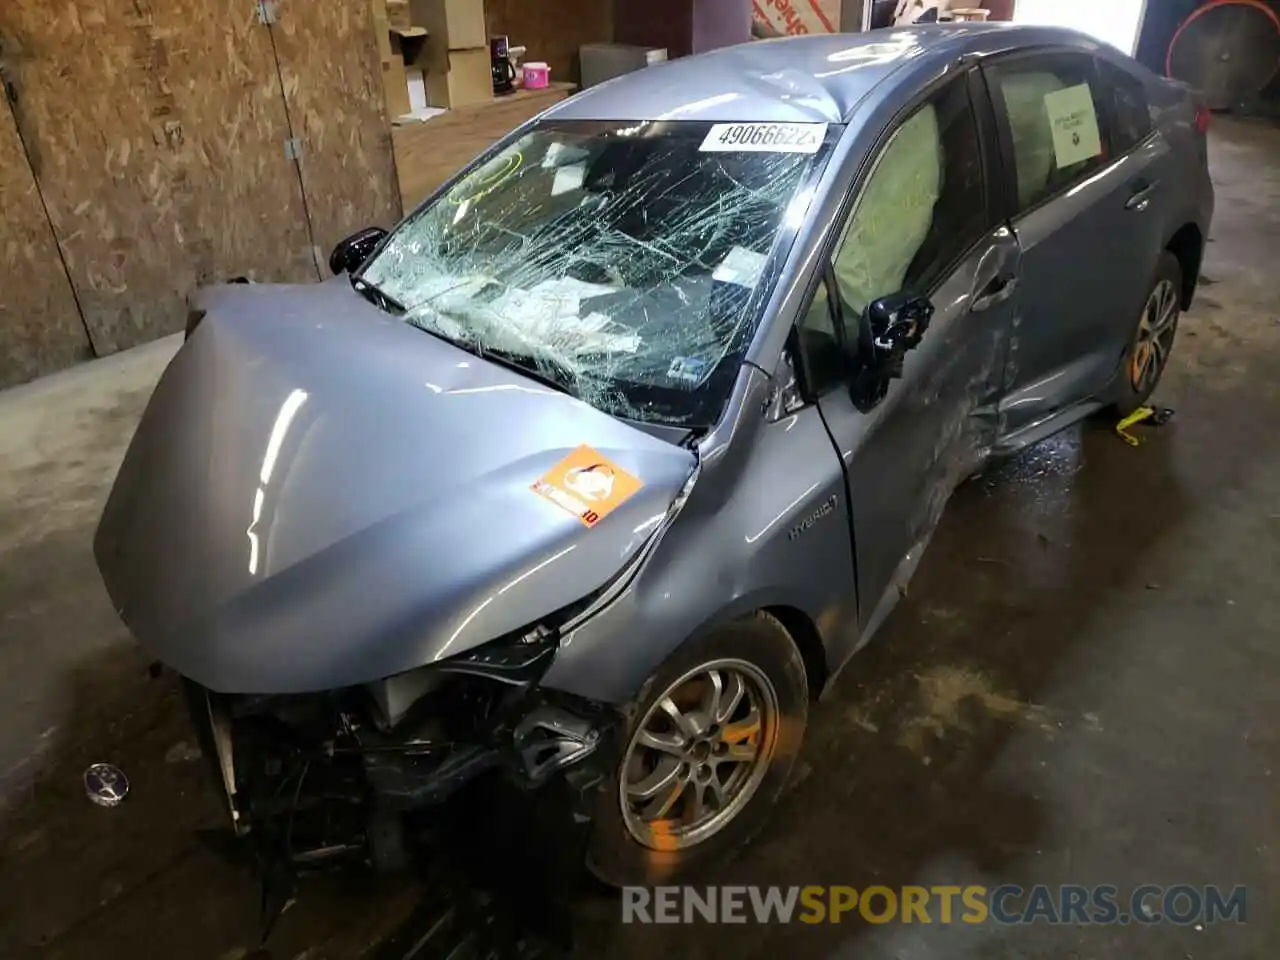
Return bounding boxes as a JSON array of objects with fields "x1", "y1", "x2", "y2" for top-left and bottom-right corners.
[{"x1": 532, "y1": 445, "x2": 643, "y2": 527}]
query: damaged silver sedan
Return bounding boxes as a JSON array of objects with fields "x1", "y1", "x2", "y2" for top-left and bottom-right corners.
[{"x1": 95, "y1": 24, "x2": 1212, "y2": 889}]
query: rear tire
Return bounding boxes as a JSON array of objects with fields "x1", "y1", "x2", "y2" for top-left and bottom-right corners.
[
  {"x1": 585, "y1": 612, "x2": 808, "y2": 887},
  {"x1": 1112, "y1": 251, "x2": 1182, "y2": 418}
]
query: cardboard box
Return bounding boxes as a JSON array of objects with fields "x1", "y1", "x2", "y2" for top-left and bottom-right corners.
[
  {"x1": 385, "y1": 0, "x2": 413, "y2": 30},
  {"x1": 425, "y1": 47, "x2": 493, "y2": 108},
  {"x1": 411, "y1": 0, "x2": 487, "y2": 63},
  {"x1": 753, "y1": 0, "x2": 841, "y2": 35}
]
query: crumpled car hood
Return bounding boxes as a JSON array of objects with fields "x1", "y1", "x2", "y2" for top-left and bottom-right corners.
[{"x1": 94, "y1": 277, "x2": 696, "y2": 694}]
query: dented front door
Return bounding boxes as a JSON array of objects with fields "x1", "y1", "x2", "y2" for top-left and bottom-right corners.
[
  {"x1": 820, "y1": 227, "x2": 1021, "y2": 639},
  {"x1": 804, "y1": 68, "x2": 1021, "y2": 641}
]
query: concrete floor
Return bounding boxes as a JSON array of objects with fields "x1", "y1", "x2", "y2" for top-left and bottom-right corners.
[{"x1": 1, "y1": 118, "x2": 1276, "y2": 959}]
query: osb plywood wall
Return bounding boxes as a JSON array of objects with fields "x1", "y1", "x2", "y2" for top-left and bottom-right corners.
[
  {"x1": 0, "y1": 106, "x2": 92, "y2": 385},
  {"x1": 2, "y1": 0, "x2": 317, "y2": 358},
  {"x1": 486, "y1": 0, "x2": 613, "y2": 83},
  {"x1": 0, "y1": 0, "x2": 398, "y2": 386},
  {"x1": 272, "y1": 3, "x2": 401, "y2": 262}
]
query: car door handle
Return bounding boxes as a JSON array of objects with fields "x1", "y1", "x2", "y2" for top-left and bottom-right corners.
[
  {"x1": 1125, "y1": 179, "x2": 1160, "y2": 211},
  {"x1": 971, "y1": 273, "x2": 1017, "y2": 311}
]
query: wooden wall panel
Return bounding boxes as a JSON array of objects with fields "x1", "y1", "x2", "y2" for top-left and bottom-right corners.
[
  {"x1": 616, "y1": 0, "x2": 751, "y2": 59},
  {"x1": 486, "y1": 0, "x2": 613, "y2": 84},
  {"x1": 0, "y1": 0, "x2": 317, "y2": 356},
  {"x1": 271, "y1": 1, "x2": 403, "y2": 264},
  {"x1": 0, "y1": 106, "x2": 91, "y2": 389},
  {"x1": 613, "y1": 0, "x2": 693, "y2": 58}
]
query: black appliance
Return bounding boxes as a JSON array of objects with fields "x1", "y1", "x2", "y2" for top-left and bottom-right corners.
[{"x1": 491, "y1": 35, "x2": 516, "y2": 95}]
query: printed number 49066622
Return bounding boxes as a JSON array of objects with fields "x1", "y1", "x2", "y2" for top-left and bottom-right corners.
[{"x1": 719, "y1": 124, "x2": 804, "y2": 147}]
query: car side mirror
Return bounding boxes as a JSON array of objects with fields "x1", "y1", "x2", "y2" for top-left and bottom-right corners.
[
  {"x1": 849, "y1": 291, "x2": 935, "y2": 412},
  {"x1": 328, "y1": 227, "x2": 387, "y2": 276}
]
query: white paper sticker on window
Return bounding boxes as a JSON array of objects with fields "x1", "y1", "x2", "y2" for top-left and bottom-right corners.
[
  {"x1": 1043, "y1": 83, "x2": 1102, "y2": 168},
  {"x1": 700, "y1": 122, "x2": 827, "y2": 154},
  {"x1": 543, "y1": 141, "x2": 590, "y2": 169},
  {"x1": 667, "y1": 356, "x2": 711, "y2": 384},
  {"x1": 542, "y1": 142, "x2": 568, "y2": 168},
  {"x1": 712, "y1": 245, "x2": 769, "y2": 288},
  {"x1": 551, "y1": 162, "x2": 586, "y2": 196}
]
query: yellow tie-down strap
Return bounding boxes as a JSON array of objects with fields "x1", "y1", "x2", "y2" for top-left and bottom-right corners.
[{"x1": 1115, "y1": 405, "x2": 1175, "y2": 446}]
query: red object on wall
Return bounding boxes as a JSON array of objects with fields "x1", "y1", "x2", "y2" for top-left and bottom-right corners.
[{"x1": 1165, "y1": 0, "x2": 1280, "y2": 108}]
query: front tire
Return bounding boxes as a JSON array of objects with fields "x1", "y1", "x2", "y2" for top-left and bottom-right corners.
[
  {"x1": 586, "y1": 612, "x2": 808, "y2": 888},
  {"x1": 1113, "y1": 251, "x2": 1182, "y2": 417}
]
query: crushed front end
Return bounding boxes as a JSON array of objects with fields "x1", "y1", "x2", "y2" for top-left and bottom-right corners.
[{"x1": 180, "y1": 623, "x2": 622, "y2": 884}]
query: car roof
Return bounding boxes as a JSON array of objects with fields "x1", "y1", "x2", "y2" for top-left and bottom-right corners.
[{"x1": 545, "y1": 24, "x2": 1109, "y2": 124}]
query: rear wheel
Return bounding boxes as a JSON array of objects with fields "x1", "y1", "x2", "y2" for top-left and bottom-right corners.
[
  {"x1": 1113, "y1": 251, "x2": 1182, "y2": 418},
  {"x1": 586, "y1": 612, "x2": 808, "y2": 887}
]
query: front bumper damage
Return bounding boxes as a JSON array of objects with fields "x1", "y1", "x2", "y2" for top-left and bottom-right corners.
[{"x1": 179, "y1": 629, "x2": 622, "y2": 942}]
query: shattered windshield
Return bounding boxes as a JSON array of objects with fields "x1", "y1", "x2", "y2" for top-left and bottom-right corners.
[{"x1": 358, "y1": 119, "x2": 834, "y2": 427}]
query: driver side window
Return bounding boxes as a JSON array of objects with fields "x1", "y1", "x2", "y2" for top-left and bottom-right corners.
[
  {"x1": 797, "y1": 72, "x2": 988, "y2": 396},
  {"x1": 833, "y1": 101, "x2": 944, "y2": 324}
]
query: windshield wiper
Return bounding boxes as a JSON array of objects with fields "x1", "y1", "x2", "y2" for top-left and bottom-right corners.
[
  {"x1": 350, "y1": 276, "x2": 405, "y2": 315},
  {"x1": 400, "y1": 312, "x2": 577, "y2": 398},
  {"x1": 477, "y1": 346, "x2": 578, "y2": 398}
]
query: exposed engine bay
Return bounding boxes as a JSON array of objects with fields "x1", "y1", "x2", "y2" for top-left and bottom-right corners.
[{"x1": 178, "y1": 626, "x2": 622, "y2": 946}]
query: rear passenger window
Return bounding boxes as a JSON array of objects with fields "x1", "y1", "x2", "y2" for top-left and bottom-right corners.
[
  {"x1": 1099, "y1": 59, "x2": 1153, "y2": 153},
  {"x1": 990, "y1": 54, "x2": 1110, "y2": 213}
]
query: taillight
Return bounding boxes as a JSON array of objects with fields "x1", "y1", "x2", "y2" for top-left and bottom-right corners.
[{"x1": 1195, "y1": 105, "x2": 1212, "y2": 135}]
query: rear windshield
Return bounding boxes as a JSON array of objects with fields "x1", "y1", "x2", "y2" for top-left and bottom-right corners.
[{"x1": 359, "y1": 119, "x2": 835, "y2": 428}]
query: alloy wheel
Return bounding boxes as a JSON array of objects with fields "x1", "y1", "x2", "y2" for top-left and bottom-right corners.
[
  {"x1": 620, "y1": 659, "x2": 779, "y2": 850},
  {"x1": 1130, "y1": 278, "x2": 1179, "y2": 393}
]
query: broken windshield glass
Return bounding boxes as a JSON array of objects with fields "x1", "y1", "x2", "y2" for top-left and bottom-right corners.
[{"x1": 359, "y1": 119, "x2": 834, "y2": 427}]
